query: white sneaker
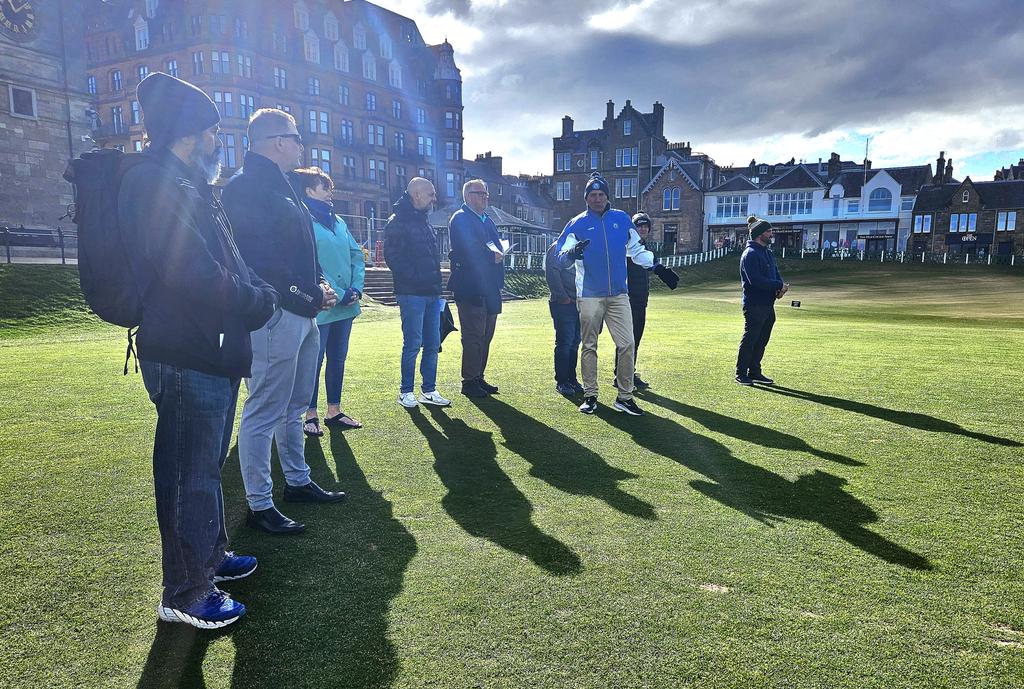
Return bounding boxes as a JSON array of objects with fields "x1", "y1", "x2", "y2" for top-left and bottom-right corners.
[
  {"x1": 398, "y1": 392, "x2": 418, "y2": 408},
  {"x1": 418, "y1": 390, "x2": 451, "y2": 407}
]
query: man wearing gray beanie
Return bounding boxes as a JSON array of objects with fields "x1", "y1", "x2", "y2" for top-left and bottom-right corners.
[
  {"x1": 735, "y1": 215, "x2": 789, "y2": 385},
  {"x1": 119, "y1": 72, "x2": 279, "y2": 629}
]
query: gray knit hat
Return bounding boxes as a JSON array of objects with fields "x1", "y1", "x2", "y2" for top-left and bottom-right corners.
[
  {"x1": 137, "y1": 72, "x2": 220, "y2": 148},
  {"x1": 747, "y1": 215, "x2": 772, "y2": 239}
]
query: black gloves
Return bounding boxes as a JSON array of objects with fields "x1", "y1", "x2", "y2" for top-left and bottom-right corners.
[
  {"x1": 653, "y1": 263, "x2": 679, "y2": 289},
  {"x1": 567, "y1": 238, "x2": 591, "y2": 260}
]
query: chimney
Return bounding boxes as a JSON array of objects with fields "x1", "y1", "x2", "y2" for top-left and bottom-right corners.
[
  {"x1": 827, "y1": 152, "x2": 841, "y2": 180},
  {"x1": 561, "y1": 115, "x2": 573, "y2": 137},
  {"x1": 944, "y1": 158, "x2": 953, "y2": 183},
  {"x1": 818, "y1": 157, "x2": 823, "y2": 173},
  {"x1": 682, "y1": 141, "x2": 691, "y2": 157},
  {"x1": 653, "y1": 101, "x2": 665, "y2": 137},
  {"x1": 605, "y1": 99, "x2": 615, "y2": 128},
  {"x1": 864, "y1": 159, "x2": 872, "y2": 170},
  {"x1": 934, "y1": 151, "x2": 946, "y2": 184}
]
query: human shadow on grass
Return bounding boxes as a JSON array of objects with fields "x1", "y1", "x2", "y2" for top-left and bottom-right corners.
[
  {"x1": 470, "y1": 397, "x2": 657, "y2": 521},
  {"x1": 640, "y1": 391, "x2": 862, "y2": 467},
  {"x1": 136, "y1": 437, "x2": 418, "y2": 689},
  {"x1": 757, "y1": 385, "x2": 1022, "y2": 447},
  {"x1": 409, "y1": 405, "x2": 582, "y2": 576},
  {"x1": 596, "y1": 407, "x2": 932, "y2": 571}
]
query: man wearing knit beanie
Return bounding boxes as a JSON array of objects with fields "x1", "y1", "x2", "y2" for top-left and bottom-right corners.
[
  {"x1": 735, "y1": 215, "x2": 789, "y2": 385},
  {"x1": 119, "y1": 72, "x2": 280, "y2": 629}
]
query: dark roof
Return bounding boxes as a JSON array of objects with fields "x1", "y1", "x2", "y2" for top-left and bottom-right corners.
[
  {"x1": 912, "y1": 179, "x2": 1024, "y2": 212},
  {"x1": 554, "y1": 129, "x2": 603, "y2": 154},
  {"x1": 763, "y1": 164, "x2": 825, "y2": 190},
  {"x1": 828, "y1": 165, "x2": 933, "y2": 197},
  {"x1": 710, "y1": 175, "x2": 759, "y2": 192},
  {"x1": 641, "y1": 158, "x2": 701, "y2": 195},
  {"x1": 506, "y1": 180, "x2": 553, "y2": 209},
  {"x1": 463, "y1": 159, "x2": 506, "y2": 185}
]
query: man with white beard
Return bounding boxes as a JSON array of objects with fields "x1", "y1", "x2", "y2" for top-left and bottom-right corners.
[{"x1": 118, "y1": 72, "x2": 280, "y2": 629}]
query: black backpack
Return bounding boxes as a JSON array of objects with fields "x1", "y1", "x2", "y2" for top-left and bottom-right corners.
[{"x1": 63, "y1": 148, "x2": 146, "y2": 372}]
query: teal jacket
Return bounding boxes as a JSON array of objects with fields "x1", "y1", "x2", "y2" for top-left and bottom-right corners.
[{"x1": 313, "y1": 215, "x2": 365, "y2": 325}]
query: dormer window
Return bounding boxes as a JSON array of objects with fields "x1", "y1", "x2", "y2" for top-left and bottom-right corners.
[
  {"x1": 323, "y1": 13, "x2": 339, "y2": 41},
  {"x1": 962, "y1": 190, "x2": 969, "y2": 203},
  {"x1": 759, "y1": 164, "x2": 768, "y2": 174},
  {"x1": 380, "y1": 35, "x2": 393, "y2": 59},
  {"x1": 294, "y1": 2, "x2": 309, "y2": 30},
  {"x1": 623, "y1": 120, "x2": 632, "y2": 136},
  {"x1": 353, "y1": 23, "x2": 366, "y2": 50}
]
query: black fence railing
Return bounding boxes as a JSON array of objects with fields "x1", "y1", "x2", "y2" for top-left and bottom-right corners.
[{"x1": 1, "y1": 227, "x2": 77, "y2": 264}]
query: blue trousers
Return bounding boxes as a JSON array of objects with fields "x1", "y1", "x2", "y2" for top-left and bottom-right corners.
[
  {"x1": 549, "y1": 300, "x2": 581, "y2": 384},
  {"x1": 397, "y1": 294, "x2": 442, "y2": 394},
  {"x1": 141, "y1": 361, "x2": 239, "y2": 609},
  {"x1": 309, "y1": 317, "x2": 354, "y2": 409}
]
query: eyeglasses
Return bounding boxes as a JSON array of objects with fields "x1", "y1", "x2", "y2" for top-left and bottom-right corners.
[
  {"x1": 266, "y1": 133, "x2": 303, "y2": 145},
  {"x1": 467, "y1": 190, "x2": 490, "y2": 196}
]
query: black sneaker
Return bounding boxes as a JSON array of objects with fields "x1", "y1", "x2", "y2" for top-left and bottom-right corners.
[
  {"x1": 477, "y1": 378, "x2": 499, "y2": 394},
  {"x1": 633, "y1": 374, "x2": 650, "y2": 390},
  {"x1": 461, "y1": 379, "x2": 490, "y2": 398},
  {"x1": 556, "y1": 382, "x2": 576, "y2": 396},
  {"x1": 748, "y1": 372, "x2": 774, "y2": 385},
  {"x1": 613, "y1": 397, "x2": 644, "y2": 416},
  {"x1": 735, "y1": 374, "x2": 753, "y2": 386},
  {"x1": 579, "y1": 396, "x2": 598, "y2": 414}
]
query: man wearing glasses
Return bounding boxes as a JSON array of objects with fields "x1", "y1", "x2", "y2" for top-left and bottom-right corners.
[
  {"x1": 223, "y1": 108, "x2": 346, "y2": 537},
  {"x1": 447, "y1": 179, "x2": 506, "y2": 398}
]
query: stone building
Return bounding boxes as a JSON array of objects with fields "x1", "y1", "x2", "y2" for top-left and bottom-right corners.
[
  {"x1": 911, "y1": 176, "x2": 1023, "y2": 257},
  {"x1": 463, "y1": 151, "x2": 554, "y2": 230},
  {"x1": 82, "y1": 0, "x2": 465, "y2": 227},
  {"x1": 640, "y1": 142, "x2": 720, "y2": 253},
  {"x1": 0, "y1": 0, "x2": 93, "y2": 229}
]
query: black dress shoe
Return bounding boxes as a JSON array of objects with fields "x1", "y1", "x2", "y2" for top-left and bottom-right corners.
[
  {"x1": 477, "y1": 378, "x2": 499, "y2": 394},
  {"x1": 283, "y1": 480, "x2": 347, "y2": 504},
  {"x1": 246, "y1": 507, "x2": 306, "y2": 535},
  {"x1": 461, "y1": 379, "x2": 489, "y2": 398}
]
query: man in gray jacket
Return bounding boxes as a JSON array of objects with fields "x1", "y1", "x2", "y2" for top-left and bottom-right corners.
[{"x1": 545, "y1": 240, "x2": 583, "y2": 396}]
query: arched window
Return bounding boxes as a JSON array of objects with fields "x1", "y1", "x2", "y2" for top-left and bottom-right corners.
[
  {"x1": 672, "y1": 187, "x2": 681, "y2": 210},
  {"x1": 663, "y1": 188, "x2": 672, "y2": 211},
  {"x1": 868, "y1": 187, "x2": 892, "y2": 212}
]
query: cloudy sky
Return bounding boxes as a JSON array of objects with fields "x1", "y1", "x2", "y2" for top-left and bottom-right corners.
[{"x1": 372, "y1": 0, "x2": 1024, "y2": 181}]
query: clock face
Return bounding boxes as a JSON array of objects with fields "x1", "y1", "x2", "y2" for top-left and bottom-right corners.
[{"x1": 0, "y1": 0, "x2": 36, "y2": 40}]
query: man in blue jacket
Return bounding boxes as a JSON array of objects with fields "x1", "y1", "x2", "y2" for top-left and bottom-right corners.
[
  {"x1": 447, "y1": 179, "x2": 505, "y2": 398},
  {"x1": 557, "y1": 172, "x2": 654, "y2": 415},
  {"x1": 736, "y1": 215, "x2": 790, "y2": 385}
]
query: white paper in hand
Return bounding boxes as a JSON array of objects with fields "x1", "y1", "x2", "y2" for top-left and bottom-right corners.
[{"x1": 486, "y1": 239, "x2": 514, "y2": 256}]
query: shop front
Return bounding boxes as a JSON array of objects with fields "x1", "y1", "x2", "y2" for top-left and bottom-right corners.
[{"x1": 946, "y1": 233, "x2": 992, "y2": 257}]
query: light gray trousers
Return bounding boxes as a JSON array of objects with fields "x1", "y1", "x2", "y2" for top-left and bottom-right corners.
[{"x1": 238, "y1": 308, "x2": 319, "y2": 511}]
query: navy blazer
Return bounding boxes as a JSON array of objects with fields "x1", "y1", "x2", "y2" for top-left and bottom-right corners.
[{"x1": 447, "y1": 204, "x2": 505, "y2": 314}]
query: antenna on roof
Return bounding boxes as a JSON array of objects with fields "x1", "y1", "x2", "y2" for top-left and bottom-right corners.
[{"x1": 863, "y1": 136, "x2": 871, "y2": 190}]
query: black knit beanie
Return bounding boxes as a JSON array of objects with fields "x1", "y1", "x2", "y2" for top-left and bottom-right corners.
[
  {"x1": 747, "y1": 215, "x2": 773, "y2": 240},
  {"x1": 137, "y1": 72, "x2": 220, "y2": 148},
  {"x1": 584, "y1": 172, "x2": 610, "y2": 199}
]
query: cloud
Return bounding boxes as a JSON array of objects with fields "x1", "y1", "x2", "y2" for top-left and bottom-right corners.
[{"x1": 374, "y1": 0, "x2": 1024, "y2": 179}]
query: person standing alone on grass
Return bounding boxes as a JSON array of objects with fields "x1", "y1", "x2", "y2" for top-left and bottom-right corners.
[
  {"x1": 545, "y1": 239, "x2": 584, "y2": 397},
  {"x1": 447, "y1": 179, "x2": 505, "y2": 398},
  {"x1": 121, "y1": 73, "x2": 279, "y2": 628},
  {"x1": 288, "y1": 167, "x2": 366, "y2": 436},
  {"x1": 557, "y1": 172, "x2": 654, "y2": 416},
  {"x1": 223, "y1": 108, "x2": 347, "y2": 538},
  {"x1": 735, "y1": 215, "x2": 790, "y2": 386},
  {"x1": 384, "y1": 177, "x2": 452, "y2": 409}
]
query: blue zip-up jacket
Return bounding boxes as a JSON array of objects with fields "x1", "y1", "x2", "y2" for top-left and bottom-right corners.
[
  {"x1": 555, "y1": 206, "x2": 654, "y2": 298},
  {"x1": 740, "y1": 240, "x2": 784, "y2": 305}
]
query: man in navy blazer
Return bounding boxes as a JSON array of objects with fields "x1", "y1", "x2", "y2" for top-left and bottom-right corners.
[{"x1": 447, "y1": 179, "x2": 505, "y2": 398}]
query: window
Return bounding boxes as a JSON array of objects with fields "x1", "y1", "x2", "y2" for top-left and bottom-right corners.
[
  {"x1": 220, "y1": 134, "x2": 237, "y2": 168},
  {"x1": 623, "y1": 120, "x2": 632, "y2": 136},
  {"x1": 111, "y1": 70, "x2": 123, "y2": 92},
  {"x1": 272, "y1": 31, "x2": 287, "y2": 54},
  {"x1": 339, "y1": 85, "x2": 350, "y2": 105},
  {"x1": 615, "y1": 147, "x2": 638, "y2": 167},
  {"x1": 759, "y1": 164, "x2": 768, "y2": 174},
  {"x1": 847, "y1": 199, "x2": 860, "y2": 213},
  {"x1": 111, "y1": 105, "x2": 124, "y2": 134},
  {"x1": 304, "y1": 33, "x2": 320, "y2": 63},
  {"x1": 324, "y1": 13, "x2": 339, "y2": 41},
  {"x1": 555, "y1": 181, "x2": 571, "y2": 201},
  {"x1": 949, "y1": 213, "x2": 977, "y2": 233},
  {"x1": 901, "y1": 198, "x2": 914, "y2": 212},
  {"x1": 342, "y1": 155, "x2": 356, "y2": 178},
  {"x1": 334, "y1": 42, "x2": 349, "y2": 72},
  {"x1": 416, "y1": 108, "x2": 425, "y2": 125},
  {"x1": 997, "y1": 211, "x2": 1017, "y2": 231},
  {"x1": 362, "y1": 52, "x2": 377, "y2": 81},
  {"x1": 662, "y1": 187, "x2": 681, "y2": 211},
  {"x1": 308, "y1": 77, "x2": 320, "y2": 96},
  {"x1": 556, "y1": 152, "x2": 571, "y2": 172},
  {"x1": 768, "y1": 192, "x2": 813, "y2": 215},
  {"x1": 135, "y1": 17, "x2": 150, "y2": 50},
  {"x1": 239, "y1": 94, "x2": 255, "y2": 118},
  {"x1": 446, "y1": 172, "x2": 456, "y2": 198},
  {"x1": 394, "y1": 131, "x2": 405, "y2": 155},
  {"x1": 444, "y1": 111, "x2": 461, "y2": 129},
  {"x1": 380, "y1": 35, "x2": 393, "y2": 59},
  {"x1": 311, "y1": 148, "x2": 331, "y2": 174},
  {"x1": 214, "y1": 92, "x2": 233, "y2": 117},
  {"x1": 190, "y1": 15, "x2": 201, "y2": 36},
  {"x1": 392, "y1": 99, "x2": 402, "y2": 119},
  {"x1": 145, "y1": 0, "x2": 158, "y2": 18},
  {"x1": 273, "y1": 67, "x2": 287, "y2": 89},
  {"x1": 445, "y1": 141, "x2": 460, "y2": 161},
  {"x1": 235, "y1": 17, "x2": 248, "y2": 40},
  {"x1": 9, "y1": 85, "x2": 37, "y2": 119},
  {"x1": 166, "y1": 59, "x2": 177, "y2": 77},
  {"x1": 868, "y1": 188, "x2": 892, "y2": 212},
  {"x1": 395, "y1": 165, "x2": 407, "y2": 190},
  {"x1": 368, "y1": 158, "x2": 380, "y2": 181},
  {"x1": 388, "y1": 62, "x2": 402, "y2": 88},
  {"x1": 294, "y1": 2, "x2": 309, "y2": 30},
  {"x1": 87, "y1": 75, "x2": 97, "y2": 95},
  {"x1": 715, "y1": 195, "x2": 750, "y2": 218},
  {"x1": 366, "y1": 92, "x2": 376, "y2": 111},
  {"x1": 209, "y1": 14, "x2": 226, "y2": 34},
  {"x1": 590, "y1": 150, "x2": 599, "y2": 170},
  {"x1": 307, "y1": 110, "x2": 329, "y2": 134},
  {"x1": 211, "y1": 51, "x2": 229, "y2": 74},
  {"x1": 137, "y1": 65, "x2": 149, "y2": 82},
  {"x1": 366, "y1": 124, "x2": 384, "y2": 146},
  {"x1": 913, "y1": 215, "x2": 932, "y2": 234},
  {"x1": 832, "y1": 198, "x2": 840, "y2": 217},
  {"x1": 417, "y1": 136, "x2": 433, "y2": 157},
  {"x1": 614, "y1": 178, "x2": 637, "y2": 199},
  {"x1": 191, "y1": 52, "x2": 203, "y2": 75},
  {"x1": 237, "y1": 55, "x2": 253, "y2": 78},
  {"x1": 276, "y1": 104, "x2": 291, "y2": 113},
  {"x1": 353, "y1": 23, "x2": 366, "y2": 50},
  {"x1": 133, "y1": 140, "x2": 144, "y2": 152},
  {"x1": 130, "y1": 100, "x2": 141, "y2": 125},
  {"x1": 962, "y1": 190, "x2": 970, "y2": 203},
  {"x1": 339, "y1": 119, "x2": 353, "y2": 144},
  {"x1": 161, "y1": 22, "x2": 173, "y2": 43}
]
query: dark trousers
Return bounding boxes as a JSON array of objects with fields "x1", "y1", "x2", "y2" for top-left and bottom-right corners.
[
  {"x1": 629, "y1": 294, "x2": 648, "y2": 364},
  {"x1": 141, "y1": 361, "x2": 240, "y2": 609},
  {"x1": 736, "y1": 303, "x2": 776, "y2": 376},
  {"x1": 457, "y1": 301, "x2": 498, "y2": 383},
  {"x1": 549, "y1": 300, "x2": 581, "y2": 384}
]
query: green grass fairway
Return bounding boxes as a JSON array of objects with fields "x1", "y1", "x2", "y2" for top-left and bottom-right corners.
[{"x1": 1, "y1": 263, "x2": 1023, "y2": 688}]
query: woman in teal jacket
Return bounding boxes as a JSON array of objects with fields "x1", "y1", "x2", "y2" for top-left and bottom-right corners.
[{"x1": 290, "y1": 168, "x2": 366, "y2": 434}]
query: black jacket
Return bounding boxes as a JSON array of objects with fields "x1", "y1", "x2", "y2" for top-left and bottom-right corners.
[
  {"x1": 740, "y1": 240, "x2": 784, "y2": 305},
  {"x1": 446, "y1": 204, "x2": 504, "y2": 314},
  {"x1": 626, "y1": 244, "x2": 651, "y2": 302},
  {"x1": 383, "y1": 193, "x2": 441, "y2": 296},
  {"x1": 222, "y1": 152, "x2": 323, "y2": 317},
  {"x1": 118, "y1": 148, "x2": 278, "y2": 379}
]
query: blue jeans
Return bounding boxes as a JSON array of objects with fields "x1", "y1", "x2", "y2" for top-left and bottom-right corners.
[
  {"x1": 141, "y1": 361, "x2": 239, "y2": 609},
  {"x1": 549, "y1": 301, "x2": 581, "y2": 384},
  {"x1": 309, "y1": 317, "x2": 354, "y2": 409},
  {"x1": 397, "y1": 294, "x2": 442, "y2": 394}
]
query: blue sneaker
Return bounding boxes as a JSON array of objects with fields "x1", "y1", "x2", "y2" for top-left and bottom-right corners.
[
  {"x1": 214, "y1": 552, "x2": 257, "y2": 582},
  {"x1": 157, "y1": 588, "x2": 245, "y2": 629}
]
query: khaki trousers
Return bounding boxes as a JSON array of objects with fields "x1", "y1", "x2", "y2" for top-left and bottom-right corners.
[{"x1": 578, "y1": 294, "x2": 635, "y2": 400}]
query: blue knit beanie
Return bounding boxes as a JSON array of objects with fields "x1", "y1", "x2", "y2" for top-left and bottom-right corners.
[{"x1": 584, "y1": 172, "x2": 610, "y2": 199}]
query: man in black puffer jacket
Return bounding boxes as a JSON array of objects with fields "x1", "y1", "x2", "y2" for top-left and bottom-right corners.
[{"x1": 383, "y1": 177, "x2": 451, "y2": 408}]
